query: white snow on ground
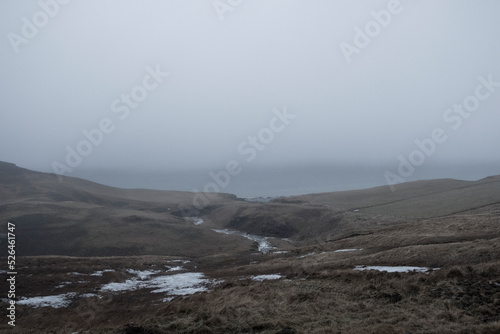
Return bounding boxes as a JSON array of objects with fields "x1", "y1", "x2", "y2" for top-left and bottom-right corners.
[
  {"x1": 298, "y1": 252, "x2": 316, "y2": 258},
  {"x1": 148, "y1": 273, "x2": 210, "y2": 294},
  {"x1": 170, "y1": 260, "x2": 191, "y2": 264},
  {"x1": 100, "y1": 271, "x2": 216, "y2": 297},
  {"x1": 297, "y1": 249, "x2": 363, "y2": 258},
  {"x1": 334, "y1": 249, "x2": 363, "y2": 253},
  {"x1": 20, "y1": 266, "x2": 218, "y2": 308},
  {"x1": 91, "y1": 269, "x2": 115, "y2": 276},
  {"x1": 272, "y1": 251, "x2": 289, "y2": 254},
  {"x1": 100, "y1": 279, "x2": 138, "y2": 292},
  {"x1": 17, "y1": 292, "x2": 104, "y2": 308},
  {"x1": 250, "y1": 274, "x2": 283, "y2": 281},
  {"x1": 354, "y1": 266, "x2": 438, "y2": 273},
  {"x1": 187, "y1": 217, "x2": 204, "y2": 225},
  {"x1": 18, "y1": 293, "x2": 76, "y2": 308},
  {"x1": 56, "y1": 282, "x2": 72, "y2": 288},
  {"x1": 167, "y1": 266, "x2": 184, "y2": 272},
  {"x1": 212, "y1": 229, "x2": 274, "y2": 253},
  {"x1": 126, "y1": 269, "x2": 160, "y2": 279}
]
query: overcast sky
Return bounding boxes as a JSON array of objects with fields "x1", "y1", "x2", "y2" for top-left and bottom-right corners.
[{"x1": 1, "y1": 0, "x2": 499, "y2": 177}]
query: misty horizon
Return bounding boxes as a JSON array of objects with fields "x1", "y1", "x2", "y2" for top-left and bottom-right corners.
[
  {"x1": 1, "y1": 1, "x2": 499, "y2": 194},
  {"x1": 4, "y1": 159, "x2": 497, "y2": 199}
]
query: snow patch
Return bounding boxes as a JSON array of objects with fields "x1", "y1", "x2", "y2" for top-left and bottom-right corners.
[
  {"x1": 20, "y1": 269, "x2": 219, "y2": 308},
  {"x1": 170, "y1": 260, "x2": 191, "y2": 264},
  {"x1": 354, "y1": 266, "x2": 438, "y2": 273},
  {"x1": 212, "y1": 229, "x2": 273, "y2": 253},
  {"x1": 167, "y1": 266, "x2": 184, "y2": 272},
  {"x1": 17, "y1": 292, "x2": 103, "y2": 308},
  {"x1": 126, "y1": 269, "x2": 160, "y2": 280},
  {"x1": 148, "y1": 273, "x2": 210, "y2": 294},
  {"x1": 251, "y1": 274, "x2": 283, "y2": 281},
  {"x1": 100, "y1": 271, "x2": 217, "y2": 297},
  {"x1": 298, "y1": 252, "x2": 316, "y2": 259},
  {"x1": 187, "y1": 217, "x2": 204, "y2": 225},
  {"x1": 91, "y1": 269, "x2": 114, "y2": 276},
  {"x1": 56, "y1": 282, "x2": 72, "y2": 288},
  {"x1": 18, "y1": 293, "x2": 76, "y2": 308},
  {"x1": 334, "y1": 249, "x2": 363, "y2": 253},
  {"x1": 100, "y1": 280, "x2": 138, "y2": 292}
]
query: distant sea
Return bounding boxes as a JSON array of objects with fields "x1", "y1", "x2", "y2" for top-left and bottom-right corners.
[{"x1": 69, "y1": 163, "x2": 499, "y2": 199}]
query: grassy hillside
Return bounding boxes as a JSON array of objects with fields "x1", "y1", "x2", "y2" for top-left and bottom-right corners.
[
  {"x1": 1, "y1": 205, "x2": 499, "y2": 333},
  {"x1": 1, "y1": 162, "x2": 499, "y2": 256},
  {"x1": 279, "y1": 176, "x2": 500, "y2": 218},
  {"x1": 0, "y1": 161, "x2": 250, "y2": 257},
  {"x1": 1, "y1": 161, "x2": 500, "y2": 333}
]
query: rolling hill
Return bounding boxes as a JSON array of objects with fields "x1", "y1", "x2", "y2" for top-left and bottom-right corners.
[
  {"x1": 1, "y1": 161, "x2": 500, "y2": 333},
  {"x1": 1, "y1": 161, "x2": 499, "y2": 257}
]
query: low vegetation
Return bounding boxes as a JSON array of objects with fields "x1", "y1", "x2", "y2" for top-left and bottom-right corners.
[{"x1": 0, "y1": 162, "x2": 499, "y2": 333}]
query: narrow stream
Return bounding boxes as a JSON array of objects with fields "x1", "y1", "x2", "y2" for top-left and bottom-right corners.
[{"x1": 211, "y1": 229, "x2": 274, "y2": 254}]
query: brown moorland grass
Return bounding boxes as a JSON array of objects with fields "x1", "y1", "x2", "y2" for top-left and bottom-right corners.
[
  {"x1": 9, "y1": 263, "x2": 496, "y2": 334},
  {"x1": 3, "y1": 211, "x2": 500, "y2": 334},
  {"x1": 147, "y1": 264, "x2": 500, "y2": 334},
  {"x1": 1, "y1": 261, "x2": 498, "y2": 334}
]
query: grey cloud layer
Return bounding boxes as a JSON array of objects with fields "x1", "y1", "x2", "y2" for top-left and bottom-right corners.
[{"x1": 0, "y1": 0, "x2": 499, "y2": 173}]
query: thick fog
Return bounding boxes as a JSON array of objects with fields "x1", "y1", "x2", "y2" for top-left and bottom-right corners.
[{"x1": 1, "y1": 1, "x2": 499, "y2": 184}]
